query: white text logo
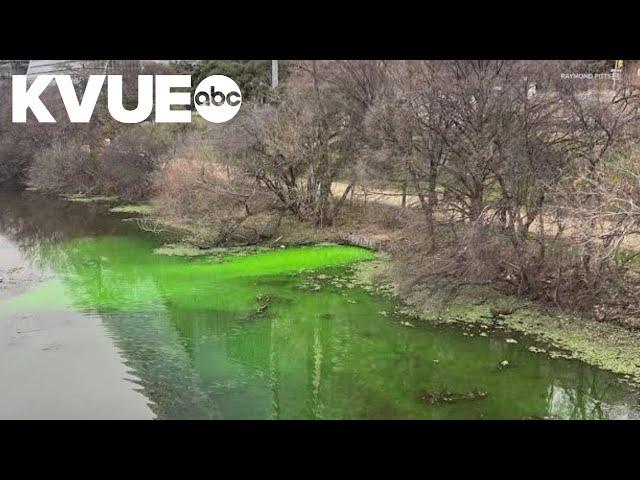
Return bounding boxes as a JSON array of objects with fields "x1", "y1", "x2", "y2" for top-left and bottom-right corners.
[{"x1": 11, "y1": 74, "x2": 242, "y2": 124}]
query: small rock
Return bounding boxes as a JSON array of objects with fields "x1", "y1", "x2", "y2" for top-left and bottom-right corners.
[
  {"x1": 400, "y1": 321, "x2": 415, "y2": 328},
  {"x1": 505, "y1": 338, "x2": 518, "y2": 344},
  {"x1": 479, "y1": 332, "x2": 488, "y2": 337}
]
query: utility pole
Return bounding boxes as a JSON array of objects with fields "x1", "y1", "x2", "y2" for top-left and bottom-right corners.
[{"x1": 271, "y1": 60, "x2": 278, "y2": 89}]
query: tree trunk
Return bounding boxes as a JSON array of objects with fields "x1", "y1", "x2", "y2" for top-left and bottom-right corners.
[{"x1": 315, "y1": 178, "x2": 334, "y2": 227}]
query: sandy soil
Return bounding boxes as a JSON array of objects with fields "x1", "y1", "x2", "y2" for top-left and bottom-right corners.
[{"x1": 333, "y1": 181, "x2": 421, "y2": 208}]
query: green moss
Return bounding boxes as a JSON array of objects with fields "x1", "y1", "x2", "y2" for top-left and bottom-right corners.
[{"x1": 110, "y1": 204, "x2": 153, "y2": 215}]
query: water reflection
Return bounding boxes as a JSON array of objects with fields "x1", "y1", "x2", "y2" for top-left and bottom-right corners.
[
  {"x1": 0, "y1": 190, "x2": 134, "y2": 245},
  {"x1": 1, "y1": 189, "x2": 639, "y2": 419}
]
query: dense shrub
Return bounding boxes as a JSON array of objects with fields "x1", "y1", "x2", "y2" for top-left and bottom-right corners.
[
  {"x1": 2, "y1": 83, "x2": 115, "y2": 187},
  {"x1": 29, "y1": 141, "x2": 97, "y2": 193},
  {"x1": 27, "y1": 124, "x2": 172, "y2": 200},
  {"x1": 153, "y1": 155, "x2": 279, "y2": 245},
  {"x1": 98, "y1": 126, "x2": 171, "y2": 200}
]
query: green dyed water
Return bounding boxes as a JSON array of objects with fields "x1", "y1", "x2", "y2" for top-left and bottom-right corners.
[{"x1": 1, "y1": 190, "x2": 639, "y2": 419}]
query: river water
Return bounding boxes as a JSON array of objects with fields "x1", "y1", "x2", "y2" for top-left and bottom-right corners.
[{"x1": 1, "y1": 189, "x2": 639, "y2": 419}]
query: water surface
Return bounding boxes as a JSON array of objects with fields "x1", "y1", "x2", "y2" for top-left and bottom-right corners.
[{"x1": 1, "y1": 190, "x2": 639, "y2": 419}]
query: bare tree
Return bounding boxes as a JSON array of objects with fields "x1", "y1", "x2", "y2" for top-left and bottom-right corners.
[{"x1": 221, "y1": 60, "x2": 388, "y2": 226}]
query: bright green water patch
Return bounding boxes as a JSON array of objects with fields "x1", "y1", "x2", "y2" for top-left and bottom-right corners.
[
  {"x1": 1, "y1": 238, "x2": 373, "y2": 314},
  {"x1": 2, "y1": 192, "x2": 640, "y2": 419}
]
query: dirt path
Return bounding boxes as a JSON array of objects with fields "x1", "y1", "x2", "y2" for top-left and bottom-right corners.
[
  {"x1": 332, "y1": 181, "x2": 421, "y2": 208},
  {"x1": 333, "y1": 182, "x2": 640, "y2": 252}
]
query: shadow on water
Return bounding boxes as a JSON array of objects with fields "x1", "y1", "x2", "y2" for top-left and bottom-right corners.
[{"x1": 1, "y1": 189, "x2": 639, "y2": 419}]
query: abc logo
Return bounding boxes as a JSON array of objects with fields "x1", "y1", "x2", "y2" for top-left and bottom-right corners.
[{"x1": 194, "y1": 75, "x2": 242, "y2": 123}]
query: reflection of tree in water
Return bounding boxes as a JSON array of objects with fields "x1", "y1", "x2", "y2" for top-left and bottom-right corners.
[
  {"x1": 25, "y1": 247, "x2": 230, "y2": 417},
  {"x1": 0, "y1": 191, "x2": 219, "y2": 418},
  {"x1": 99, "y1": 310, "x2": 223, "y2": 419},
  {"x1": 546, "y1": 367, "x2": 639, "y2": 420},
  {"x1": 0, "y1": 190, "x2": 128, "y2": 245}
]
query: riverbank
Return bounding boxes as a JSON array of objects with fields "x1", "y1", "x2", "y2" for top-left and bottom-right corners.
[
  {"x1": 97, "y1": 195, "x2": 640, "y2": 386},
  {"x1": 352, "y1": 258, "x2": 640, "y2": 386}
]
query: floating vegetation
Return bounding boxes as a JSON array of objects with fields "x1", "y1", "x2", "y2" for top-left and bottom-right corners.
[
  {"x1": 548, "y1": 350, "x2": 573, "y2": 360},
  {"x1": 298, "y1": 281, "x2": 322, "y2": 291},
  {"x1": 248, "y1": 294, "x2": 272, "y2": 319},
  {"x1": 498, "y1": 360, "x2": 511, "y2": 369},
  {"x1": 528, "y1": 346, "x2": 547, "y2": 354},
  {"x1": 419, "y1": 388, "x2": 488, "y2": 405}
]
